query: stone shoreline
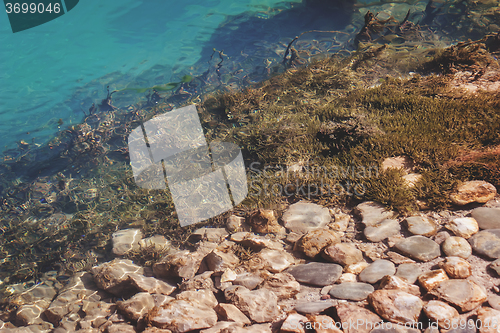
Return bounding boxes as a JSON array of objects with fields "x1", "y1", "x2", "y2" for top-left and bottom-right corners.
[{"x1": 1, "y1": 175, "x2": 499, "y2": 333}]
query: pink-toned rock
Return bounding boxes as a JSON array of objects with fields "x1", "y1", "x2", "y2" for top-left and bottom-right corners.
[
  {"x1": 224, "y1": 286, "x2": 279, "y2": 323},
  {"x1": 153, "y1": 249, "x2": 207, "y2": 279},
  {"x1": 322, "y1": 243, "x2": 363, "y2": 266},
  {"x1": 335, "y1": 303, "x2": 382, "y2": 333},
  {"x1": 477, "y1": 307, "x2": 500, "y2": 333},
  {"x1": 440, "y1": 256, "x2": 472, "y2": 278},
  {"x1": 295, "y1": 229, "x2": 340, "y2": 258},
  {"x1": 150, "y1": 300, "x2": 218, "y2": 332},
  {"x1": 280, "y1": 313, "x2": 308, "y2": 333},
  {"x1": 423, "y1": 300, "x2": 460, "y2": 329},
  {"x1": 106, "y1": 324, "x2": 136, "y2": 333},
  {"x1": 176, "y1": 289, "x2": 218, "y2": 308},
  {"x1": 261, "y1": 272, "x2": 300, "y2": 300},
  {"x1": 91, "y1": 259, "x2": 144, "y2": 295},
  {"x1": 368, "y1": 290, "x2": 423, "y2": 325},
  {"x1": 143, "y1": 328, "x2": 173, "y2": 333},
  {"x1": 308, "y1": 315, "x2": 343, "y2": 333},
  {"x1": 117, "y1": 292, "x2": 154, "y2": 321},
  {"x1": 430, "y1": 279, "x2": 487, "y2": 312},
  {"x1": 199, "y1": 321, "x2": 243, "y2": 333},
  {"x1": 450, "y1": 180, "x2": 497, "y2": 205},
  {"x1": 247, "y1": 209, "x2": 284, "y2": 234},
  {"x1": 379, "y1": 275, "x2": 420, "y2": 296},
  {"x1": 214, "y1": 303, "x2": 251, "y2": 325}
]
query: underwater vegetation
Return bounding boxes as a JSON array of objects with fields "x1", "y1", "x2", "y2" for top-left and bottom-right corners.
[{"x1": 0, "y1": 0, "x2": 499, "y2": 292}]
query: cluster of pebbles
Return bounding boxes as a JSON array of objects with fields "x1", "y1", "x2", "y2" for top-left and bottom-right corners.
[{"x1": 1, "y1": 175, "x2": 499, "y2": 333}]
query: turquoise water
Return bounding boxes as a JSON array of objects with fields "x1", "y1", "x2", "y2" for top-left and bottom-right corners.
[{"x1": 1, "y1": 0, "x2": 312, "y2": 151}]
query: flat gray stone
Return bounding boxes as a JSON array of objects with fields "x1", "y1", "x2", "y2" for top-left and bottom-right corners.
[
  {"x1": 394, "y1": 236, "x2": 441, "y2": 262},
  {"x1": 282, "y1": 202, "x2": 331, "y2": 233},
  {"x1": 430, "y1": 279, "x2": 487, "y2": 312},
  {"x1": 364, "y1": 219, "x2": 401, "y2": 242},
  {"x1": 359, "y1": 260, "x2": 396, "y2": 284},
  {"x1": 395, "y1": 263, "x2": 422, "y2": 284},
  {"x1": 286, "y1": 262, "x2": 342, "y2": 286},
  {"x1": 442, "y1": 236, "x2": 472, "y2": 259},
  {"x1": 405, "y1": 216, "x2": 437, "y2": 237},
  {"x1": 355, "y1": 202, "x2": 396, "y2": 226},
  {"x1": 472, "y1": 207, "x2": 500, "y2": 230},
  {"x1": 468, "y1": 229, "x2": 500, "y2": 259},
  {"x1": 329, "y1": 282, "x2": 374, "y2": 301},
  {"x1": 294, "y1": 301, "x2": 335, "y2": 314}
]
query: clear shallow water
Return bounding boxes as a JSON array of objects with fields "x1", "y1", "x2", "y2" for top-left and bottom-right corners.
[{"x1": 0, "y1": 0, "x2": 306, "y2": 151}]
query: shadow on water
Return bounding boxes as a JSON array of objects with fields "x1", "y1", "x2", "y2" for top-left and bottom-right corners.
[
  {"x1": 0, "y1": 0, "x2": 356, "y2": 186},
  {"x1": 195, "y1": 0, "x2": 355, "y2": 62}
]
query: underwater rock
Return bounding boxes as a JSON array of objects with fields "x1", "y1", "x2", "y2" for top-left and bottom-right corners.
[
  {"x1": 450, "y1": 180, "x2": 497, "y2": 205},
  {"x1": 281, "y1": 202, "x2": 331, "y2": 233},
  {"x1": 322, "y1": 242, "x2": 363, "y2": 266},
  {"x1": 153, "y1": 249, "x2": 206, "y2": 279},
  {"x1": 359, "y1": 259, "x2": 396, "y2": 284},
  {"x1": 430, "y1": 279, "x2": 487, "y2": 312},
  {"x1": 224, "y1": 286, "x2": 279, "y2": 323},
  {"x1": 91, "y1": 259, "x2": 143, "y2": 296},
  {"x1": 368, "y1": 290, "x2": 423, "y2": 325},
  {"x1": 189, "y1": 228, "x2": 228, "y2": 243},
  {"x1": 117, "y1": 292, "x2": 154, "y2": 321},
  {"x1": 394, "y1": 236, "x2": 441, "y2": 262},
  {"x1": 15, "y1": 300, "x2": 51, "y2": 326},
  {"x1": 111, "y1": 229, "x2": 143, "y2": 256},
  {"x1": 294, "y1": 228, "x2": 340, "y2": 258},
  {"x1": 138, "y1": 235, "x2": 170, "y2": 252},
  {"x1": 354, "y1": 202, "x2": 396, "y2": 227},
  {"x1": 44, "y1": 272, "x2": 103, "y2": 325},
  {"x1": 472, "y1": 207, "x2": 500, "y2": 230},
  {"x1": 442, "y1": 236, "x2": 472, "y2": 259},
  {"x1": 79, "y1": 300, "x2": 116, "y2": 330},
  {"x1": 149, "y1": 299, "x2": 218, "y2": 332}
]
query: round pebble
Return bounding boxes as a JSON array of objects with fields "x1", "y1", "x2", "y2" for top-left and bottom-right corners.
[
  {"x1": 395, "y1": 263, "x2": 422, "y2": 284},
  {"x1": 442, "y1": 236, "x2": 472, "y2": 259},
  {"x1": 406, "y1": 216, "x2": 437, "y2": 236},
  {"x1": 359, "y1": 259, "x2": 395, "y2": 284},
  {"x1": 446, "y1": 217, "x2": 479, "y2": 239}
]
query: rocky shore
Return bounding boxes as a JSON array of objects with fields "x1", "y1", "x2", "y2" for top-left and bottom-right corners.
[{"x1": 1, "y1": 158, "x2": 499, "y2": 333}]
